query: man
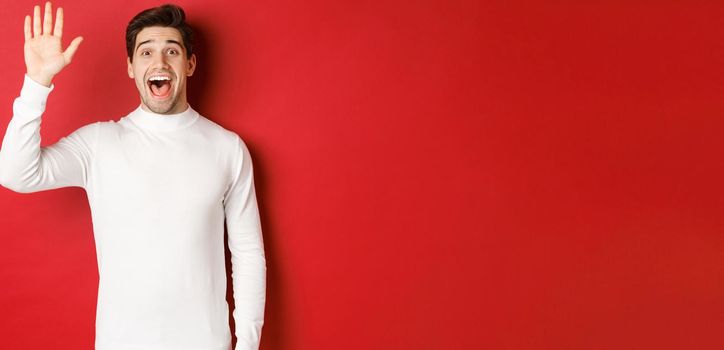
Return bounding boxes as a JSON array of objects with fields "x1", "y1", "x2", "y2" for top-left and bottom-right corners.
[{"x1": 0, "y1": 2, "x2": 267, "y2": 350}]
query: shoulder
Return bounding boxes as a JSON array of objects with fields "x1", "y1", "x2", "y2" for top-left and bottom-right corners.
[
  {"x1": 79, "y1": 119, "x2": 124, "y2": 140},
  {"x1": 193, "y1": 115, "x2": 257, "y2": 174},
  {"x1": 194, "y1": 114, "x2": 250, "y2": 151},
  {"x1": 71, "y1": 117, "x2": 135, "y2": 145},
  {"x1": 92, "y1": 118, "x2": 125, "y2": 132},
  {"x1": 66, "y1": 119, "x2": 107, "y2": 140}
]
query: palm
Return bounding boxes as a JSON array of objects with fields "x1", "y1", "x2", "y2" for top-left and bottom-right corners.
[
  {"x1": 23, "y1": 2, "x2": 83, "y2": 86},
  {"x1": 25, "y1": 35, "x2": 66, "y2": 77}
]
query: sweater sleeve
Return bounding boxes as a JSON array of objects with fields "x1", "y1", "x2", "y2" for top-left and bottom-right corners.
[
  {"x1": 222, "y1": 135, "x2": 267, "y2": 350},
  {"x1": 0, "y1": 75, "x2": 98, "y2": 193}
]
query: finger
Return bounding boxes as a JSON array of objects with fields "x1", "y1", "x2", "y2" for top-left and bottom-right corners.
[
  {"x1": 63, "y1": 36, "x2": 83, "y2": 63},
  {"x1": 33, "y1": 5, "x2": 41, "y2": 37},
  {"x1": 24, "y1": 15, "x2": 31, "y2": 41},
  {"x1": 53, "y1": 7, "x2": 63, "y2": 37},
  {"x1": 43, "y1": 2, "x2": 52, "y2": 35}
]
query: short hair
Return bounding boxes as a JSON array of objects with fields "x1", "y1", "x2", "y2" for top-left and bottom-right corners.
[{"x1": 125, "y1": 4, "x2": 194, "y2": 62}]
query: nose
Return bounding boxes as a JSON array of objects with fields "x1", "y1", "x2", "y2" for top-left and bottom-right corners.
[{"x1": 151, "y1": 53, "x2": 170, "y2": 69}]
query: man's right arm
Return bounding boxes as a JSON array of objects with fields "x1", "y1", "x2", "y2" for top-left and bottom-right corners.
[
  {"x1": 0, "y1": 2, "x2": 90, "y2": 193},
  {"x1": 0, "y1": 75, "x2": 98, "y2": 192}
]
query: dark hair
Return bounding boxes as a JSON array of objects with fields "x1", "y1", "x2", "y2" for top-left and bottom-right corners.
[{"x1": 125, "y1": 4, "x2": 194, "y2": 62}]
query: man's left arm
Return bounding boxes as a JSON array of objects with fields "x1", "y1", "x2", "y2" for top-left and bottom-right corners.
[{"x1": 223, "y1": 135, "x2": 267, "y2": 350}]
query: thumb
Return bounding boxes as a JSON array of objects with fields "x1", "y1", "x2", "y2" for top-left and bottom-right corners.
[{"x1": 63, "y1": 36, "x2": 84, "y2": 64}]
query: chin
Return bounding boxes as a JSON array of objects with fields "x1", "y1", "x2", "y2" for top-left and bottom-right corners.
[
  {"x1": 142, "y1": 94, "x2": 180, "y2": 114},
  {"x1": 148, "y1": 105, "x2": 174, "y2": 114}
]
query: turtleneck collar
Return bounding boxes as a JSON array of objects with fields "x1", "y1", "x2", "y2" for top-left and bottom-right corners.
[{"x1": 128, "y1": 104, "x2": 200, "y2": 132}]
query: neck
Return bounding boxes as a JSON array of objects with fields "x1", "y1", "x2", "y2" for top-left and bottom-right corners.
[{"x1": 129, "y1": 104, "x2": 198, "y2": 131}]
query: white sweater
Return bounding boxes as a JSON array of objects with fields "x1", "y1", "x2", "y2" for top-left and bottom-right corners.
[{"x1": 0, "y1": 75, "x2": 266, "y2": 350}]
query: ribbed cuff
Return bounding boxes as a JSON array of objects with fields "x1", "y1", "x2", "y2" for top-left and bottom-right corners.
[{"x1": 20, "y1": 74, "x2": 54, "y2": 109}]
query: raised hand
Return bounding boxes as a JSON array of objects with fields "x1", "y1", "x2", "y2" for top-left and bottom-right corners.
[{"x1": 24, "y1": 2, "x2": 83, "y2": 87}]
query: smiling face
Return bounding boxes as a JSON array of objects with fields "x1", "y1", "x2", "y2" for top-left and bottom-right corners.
[{"x1": 127, "y1": 26, "x2": 196, "y2": 114}]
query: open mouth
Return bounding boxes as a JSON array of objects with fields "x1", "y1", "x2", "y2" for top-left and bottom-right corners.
[{"x1": 147, "y1": 75, "x2": 173, "y2": 99}]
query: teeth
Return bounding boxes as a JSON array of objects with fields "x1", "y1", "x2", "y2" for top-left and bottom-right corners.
[{"x1": 148, "y1": 76, "x2": 171, "y2": 81}]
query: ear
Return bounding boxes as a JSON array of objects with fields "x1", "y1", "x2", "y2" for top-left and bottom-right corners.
[
  {"x1": 186, "y1": 54, "x2": 197, "y2": 77},
  {"x1": 127, "y1": 57, "x2": 134, "y2": 79}
]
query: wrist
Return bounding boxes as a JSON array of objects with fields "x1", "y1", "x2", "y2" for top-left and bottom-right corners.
[{"x1": 26, "y1": 71, "x2": 53, "y2": 87}]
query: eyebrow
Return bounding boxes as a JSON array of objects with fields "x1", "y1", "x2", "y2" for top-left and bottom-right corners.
[{"x1": 135, "y1": 39, "x2": 183, "y2": 52}]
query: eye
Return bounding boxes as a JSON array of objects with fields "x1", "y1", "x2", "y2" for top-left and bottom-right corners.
[
  {"x1": 140, "y1": 50, "x2": 150, "y2": 57},
  {"x1": 168, "y1": 48, "x2": 179, "y2": 55}
]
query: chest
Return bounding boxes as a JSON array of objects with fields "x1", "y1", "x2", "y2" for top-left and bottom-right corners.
[{"x1": 89, "y1": 130, "x2": 231, "y2": 213}]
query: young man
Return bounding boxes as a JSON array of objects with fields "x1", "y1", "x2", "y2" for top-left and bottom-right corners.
[{"x1": 0, "y1": 2, "x2": 266, "y2": 350}]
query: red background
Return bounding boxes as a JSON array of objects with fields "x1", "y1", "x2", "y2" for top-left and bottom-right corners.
[{"x1": 1, "y1": 0, "x2": 723, "y2": 349}]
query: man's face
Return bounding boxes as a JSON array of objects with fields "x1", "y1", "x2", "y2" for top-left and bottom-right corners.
[{"x1": 127, "y1": 26, "x2": 196, "y2": 115}]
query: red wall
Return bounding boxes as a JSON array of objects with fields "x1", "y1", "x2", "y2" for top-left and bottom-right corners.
[{"x1": 1, "y1": 0, "x2": 723, "y2": 349}]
